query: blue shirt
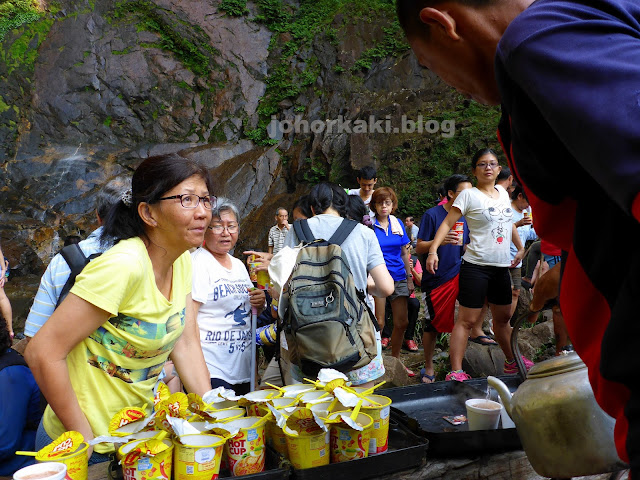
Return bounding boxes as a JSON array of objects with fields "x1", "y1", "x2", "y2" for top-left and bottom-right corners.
[
  {"x1": 372, "y1": 216, "x2": 410, "y2": 282},
  {"x1": 417, "y1": 205, "x2": 469, "y2": 290},
  {"x1": 0, "y1": 350, "x2": 42, "y2": 475},
  {"x1": 25, "y1": 227, "x2": 108, "y2": 337}
]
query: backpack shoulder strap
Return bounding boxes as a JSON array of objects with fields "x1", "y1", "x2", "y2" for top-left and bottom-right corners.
[
  {"x1": 293, "y1": 219, "x2": 315, "y2": 244},
  {"x1": 327, "y1": 218, "x2": 358, "y2": 246},
  {"x1": 57, "y1": 244, "x2": 90, "y2": 308},
  {"x1": 0, "y1": 348, "x2": 28, "y2": 373}
]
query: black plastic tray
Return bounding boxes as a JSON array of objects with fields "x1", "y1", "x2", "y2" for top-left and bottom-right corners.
[
  {"x1": 290, "y1": 413, "x2": 428, "y2": 480},
  {"x1": 384, "y1": 375, "x2": 522, "y2": 457}
]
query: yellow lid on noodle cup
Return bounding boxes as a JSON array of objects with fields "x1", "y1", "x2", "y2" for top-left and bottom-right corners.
[
  {"x1": 154, "y1": 382, "x2": 170, "y2": 406},
  {"x1": 187, "y1": 393, "x2": 217, "y2": 420},
  {"x1": 108, "y1": 407, "x2": 147, "y2": 436},
  {"x1": 155, "y1": 392, "x2": 189, "y2": 418},
  {"x1": 36, "y1": 431, "x2": 84, "y2": 460},
  {"x1": 324, "y1": 379, "x2": 349, "y2": 393}
]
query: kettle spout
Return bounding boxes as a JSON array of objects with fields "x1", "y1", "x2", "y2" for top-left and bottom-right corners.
[{"x1": 487, "y1": 376, "x2": 513, "y2": 418}]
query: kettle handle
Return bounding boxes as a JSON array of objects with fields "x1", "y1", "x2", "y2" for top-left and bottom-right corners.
[{"x1": 510, "y1": 299, "x2": 559, "y2": 381}]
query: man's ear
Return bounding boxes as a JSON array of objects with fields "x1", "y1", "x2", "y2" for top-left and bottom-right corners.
[
  {"x1": 138, "y1": 202, "x2": 157, "y2": 227},
  {"x1": 419, "y1": 7, "x2": 460, "y2": 40}
]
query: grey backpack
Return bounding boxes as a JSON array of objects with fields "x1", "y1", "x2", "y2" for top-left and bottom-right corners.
[{"x1": 281, "y1": 218, "x2": 379, "y2": 378}]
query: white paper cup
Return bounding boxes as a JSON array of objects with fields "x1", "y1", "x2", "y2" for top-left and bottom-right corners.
[
  {"x1": 465, "y1": 399, "x2": 502, "y2": 431},
  {"x1": 14, "y1": 462, "x2": 67, "y2": 480}
]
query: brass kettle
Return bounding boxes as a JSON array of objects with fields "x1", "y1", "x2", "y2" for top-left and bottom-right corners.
[{"x1": 487, "y1": 311, "x2": 627, "y2": 478}]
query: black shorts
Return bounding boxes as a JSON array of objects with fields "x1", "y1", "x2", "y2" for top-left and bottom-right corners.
[{"x1": 458, "y1": 260, "x2": 512, "y2": 308}]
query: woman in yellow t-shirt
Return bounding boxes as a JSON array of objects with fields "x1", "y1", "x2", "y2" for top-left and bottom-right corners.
[{"x1": 25, "y1": 153, "x2": 215, "y2": 463}]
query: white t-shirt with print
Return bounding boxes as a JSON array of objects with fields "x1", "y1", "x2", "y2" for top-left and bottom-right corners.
[
  {"x1": 452, "y1": 185, "x2": 514, "y2": 267},
  {"x1": 191, "y1": 248, "x2": 253, "y2": 385}
]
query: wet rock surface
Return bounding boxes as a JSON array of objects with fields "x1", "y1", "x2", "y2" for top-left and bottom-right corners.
[{"x1": 1, "y1": 0, "x2": 454, "y2": 291}]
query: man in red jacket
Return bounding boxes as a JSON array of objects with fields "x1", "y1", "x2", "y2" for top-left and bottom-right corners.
[{"x1": 397, "y1": 0, "x2": 640, "y2": 472}]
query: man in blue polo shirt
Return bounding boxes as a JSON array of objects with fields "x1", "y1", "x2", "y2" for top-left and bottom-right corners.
[{"x1": 397, "y1": 0, "x2": 640, "y2": 470}]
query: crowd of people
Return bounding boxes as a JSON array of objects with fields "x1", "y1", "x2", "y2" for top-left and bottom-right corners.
[
  {"x1": 0, "y1": 154, "x2": 567, "y2": 472},
  {"x1": 0, "y1": 0, "x2": 636, "y2": 473}
]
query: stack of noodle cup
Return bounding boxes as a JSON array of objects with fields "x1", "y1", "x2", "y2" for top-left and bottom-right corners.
[
  {"x1": 283, "y1": 408, "x2": 330, "y2": 469},
  {"x1": 257, "y1": 397, "x2": 298, "y2": 458}
]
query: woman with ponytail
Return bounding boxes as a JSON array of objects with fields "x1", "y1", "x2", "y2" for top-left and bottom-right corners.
[
  {"x1": 26, "y1": 154, "x2": 215, "y2": 462},
  {"x1": 283, "y1": 182, "x2": 394, "y2": 387}
]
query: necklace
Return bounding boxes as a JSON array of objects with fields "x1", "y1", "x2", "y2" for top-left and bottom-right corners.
[{"x1": 478, "y1": 187, "x2": 497, "y2": 199}]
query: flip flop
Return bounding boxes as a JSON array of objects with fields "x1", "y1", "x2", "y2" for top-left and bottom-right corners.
[
  {"x1": 403, "y1": 365, "x2": 416, "y2": 377},
  {"x1": 469, "y1": 335, "x2": 498, "y2": 346},
  {"x1": 420, "y1": 368, "x2": 436, "y2": 384}
]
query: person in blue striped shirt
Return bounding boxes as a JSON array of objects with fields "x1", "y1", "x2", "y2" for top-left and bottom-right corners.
[{"x1": 24, "y1": 176, "x2": 131, "y2": 339}]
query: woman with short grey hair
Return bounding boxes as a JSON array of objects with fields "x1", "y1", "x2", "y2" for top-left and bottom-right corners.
[{"x1": 191, "y1": 198, "x2": 265, "y2": 394}]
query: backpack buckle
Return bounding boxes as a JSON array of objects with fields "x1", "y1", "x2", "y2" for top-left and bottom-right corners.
[{"x1": 325, "y1": 292, "x2": 334, "y2": 306}]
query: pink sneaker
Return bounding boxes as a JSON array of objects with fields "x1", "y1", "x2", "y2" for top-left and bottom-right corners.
[
  {"x1": 504, "y1": 356, "x2": 534, "y2": 374},
  {"x1": 445, "y1": 370, "x2": 471, "y2": 382}
]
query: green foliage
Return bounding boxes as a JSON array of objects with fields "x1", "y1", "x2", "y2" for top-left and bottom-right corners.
[
  {"x1": 254, "y1": 0, "x2": 292, "y2": 33},
  {"x1": 0, "y1": 96, "x2": 10, "y2": 113},
  {"x1": 376, "y1": 98, "x2": 502, "y2": 218},
  {"x1": 1, "y1": 15, "x2": 54, "y2": 75},
  {"x1": 111, "y1": 1, "x2": 213, "y2": 76},
  {"x1": 103, "y1": 116, "x2": 112, "y2": 127},
  {"x1": 351, "y1": 23, "x2": 409, "y2": 72},
  {"x1": 245, "y1": 0, "x2": 407, "y2": 145},
  {"x1": 0, "y1": 0, "x2": 42, "y2": 42},
  {"x1": 302, "y1": 158, "x2": 328, "y2": 183},
  {"x1": 219, "y1": 0, "x2": 249, "y2": 17}
]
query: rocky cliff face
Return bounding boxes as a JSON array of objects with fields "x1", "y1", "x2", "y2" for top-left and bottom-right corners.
[
  {"x1": 1, "y1": 0, "x2": 459, "y2": 275},
  {"x1": 1, "y1": 0, "x2": 488, "y2": 326}
]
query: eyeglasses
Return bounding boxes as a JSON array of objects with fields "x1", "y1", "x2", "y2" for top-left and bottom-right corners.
[
  {"x1": 476, "y1": 162, "x2": 500, "y2": 169},
  {"x1": 277, "y1": 214, "x2": 288, "y2": 218},
  {"x1": 378, "y1": 200, "x2": 393, "y2": 207},
  {"x1": 157, "y1": 194, "x2": 216, "y2": 210},
  {"x1": 208, "y1": 224, "x2": 239, "y2": 234}
]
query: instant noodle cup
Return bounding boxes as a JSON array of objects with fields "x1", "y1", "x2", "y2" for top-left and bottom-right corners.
[
  {"x1": 208, "y1": 399, "x2": 239, "y2": 411},
  {"x1": 361, "y1": 395, "x2": 392, "y2": 455},
  {"x1": 14, "y1": 462, "x2": 67, "y2": 480},
  {"x1": 223, "y1": 417, "x2": 268, "y2": 476},
  {"x1": 258, "y1": 397, "x2": 298, "y2": 415},
  {"x1": 119, "y1": 438, "x2": 173, "y2": 480},
  {"x1": 173, "y1": 434, "x2": 226, "y2": 480},
  {"x1": 257, "y1": 398, "x2": 298, "y2": 459},
  {"x1": 115, "y1": 431, "x2": 158, "y2": 460},
  {"x1": 240, "y1": 390, "x2": 282, "y2": 416},
  {"x1": 308, "y1": 400, "x2": 348, "y2": 419},
  {"x1": 297, "y1": 390, "x2": 333, "y2": 407},
  {"x1": 327, "y1": 412, "x2": 373, "y2": 463},
  {"x1": 36, "y1": 432, "x2": 88, "y2": 480},
  {"x1": 280, "y1": 384, "x2": 316, "y2": 398},
  {"x1": 109, "y1": 407, "x2": 149, "y2": 437},
  {"x1": 208, "y1": 407, "x2": 246, "y2": 423},
  {"x1": 283, "y1": 408, "x2": 329, "y2": 470}
]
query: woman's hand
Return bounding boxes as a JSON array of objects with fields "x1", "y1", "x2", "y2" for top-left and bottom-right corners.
[
  {"x1": 426, "y1": 253, "x2": 438, "y2": 274},
  {"x1": 249, "y1": 287, "x2": 266, "y2": 311},
  {"x1": 442, "y1": 230, "x2": 460, "y2": 245},
  {"x1": 244, "y1": 251, "x2": 273, "y2": 262},
  {"x1": 244, "y1": 251, "x2": 272, "y2": 272},
  {"x1": 511, "y1": 248, "x2": 525, "y2": 267}
]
